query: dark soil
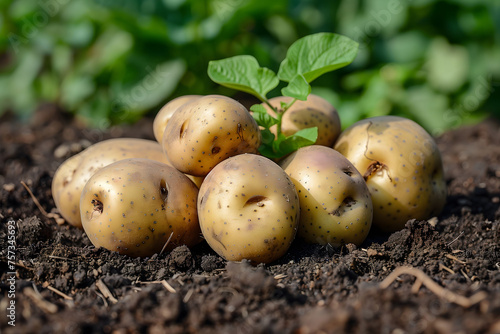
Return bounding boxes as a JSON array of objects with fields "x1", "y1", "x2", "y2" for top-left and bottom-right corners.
[{"x1": 1, "y1": 105, "x2": 499, "y2": 334}]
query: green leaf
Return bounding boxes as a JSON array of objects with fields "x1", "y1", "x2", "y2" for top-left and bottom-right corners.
[
  {"x1": 250, "y1": 104, "x2": 278, "y2": 129},
  {"x1": 281, "y1": 74, "x2": 311, "y2": 100},
  {"x1": 249, "y1": 104, "x2": 268, "y2": 113},
  {"x1": 278, "y1": 32, "x2": 358, "y2": 83},
  {"x1": 260, "y1": 128, "x2": 276, "y2": 146},
  {"x1": 258, "y1": 145, "x2": 282, "y2": 159},
  {"x1": 426, "y1": 38, "x2": 469, "y2": 93},
  {"x1": 277, "y1": 127, "x2": 318, "y2": 156},
  {"x1": 208, "y1": 55, "x2": 279, "y2": 101}
]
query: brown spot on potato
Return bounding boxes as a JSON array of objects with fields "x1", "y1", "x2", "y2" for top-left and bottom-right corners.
[
  {"x1": 363, "y1": 161, "x2": 392, "y2": 182},
  {"x1": 90, "y1": 198, "x2": 103, "y2": 219},
  {"x1": 243, "y1": 195, "x2": 268, "y2": 208},
  {"x1": 329, "y1": 196, "x2": 356, "y2": 217}
]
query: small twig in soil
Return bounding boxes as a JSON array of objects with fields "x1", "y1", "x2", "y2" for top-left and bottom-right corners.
[
  {"x1": 411, "y1": 278, "x2": 423, "y2": 294},
  {"x1": 445, "y1": 253, "x2": 466, "y2": 264},
  {"x1": 183, "y1": 288, "x2": 194, "y2": 303},
  {"x1": 138, "y1": 280, "x2": 177, "y2": 293},
  {"x1": 380, "y1": 266, "x2": 488, "y2": 308},
  {"x1": 159, "y1": 231, "x2": 174, "y2": 256},
  {"x1": 439, "y1": 263, "x2": 455, "y2": 274},
  {"x1": 446, "y1": 231, "x2": 464, "y2": 247},
  {"x1": 274, "y1": 274, "x2": 287, "y2": 280},
  {"x1": 461, "y1": 269, "x2": 471, "y2": 281},
  {"x1": 20, "y1": 180, "x2": 65, "y2": 225},
  {"x1": 17, "y1": 260, "x2": 34, "y2": 271},
  {"x1": 46, "y1": 285, "x2": 74, "y2": 300},
  {"x1": 48, "y1": 255, "x2": 77, "y2": 262},
  {"x1": 24, "y1": 286, "x2": 58, "y2": 314},
  {"x1": 96, "y1": 279, "x2": 118, "y2": 304},
  {"x1": 0, "y1": 259, "x2": 34, "y2": 271},
  {"x1": 161, "y1": 280, "x2": 177, "y2": 293}
]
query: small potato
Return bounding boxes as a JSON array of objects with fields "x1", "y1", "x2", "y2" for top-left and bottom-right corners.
[
  {"x1": 80, "y1": 158, "x2": 201, "y2": 258},
  {"x1": 280, "y1": 146, "x2": 372, "y2": 246},
  {"x1": 153, "y1": 95, "x2": 202, "y2": 143},
  {"x1": 334, "y1": 116, "x2": 446, "y2": 232},
  {"x1": 52, "y1": 138, "x2": 171, "y2": 228},
  {"x1": 162, "y1": 95, "x2": 261, "y2": 177},
  {"x1": 262, "y1": 94, "x2": 341, "y2": 146},
  {"x1": 198, "y1": 154, "x2": 300, "y2": 264}
]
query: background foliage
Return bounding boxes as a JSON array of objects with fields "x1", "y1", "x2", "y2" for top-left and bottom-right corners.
[{"x1": 1, "y1": 0, "x2": 499, "y2": 133}]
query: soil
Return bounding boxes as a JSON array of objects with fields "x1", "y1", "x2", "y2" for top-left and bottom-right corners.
[{"x1": 1, "y1": 105, "x2": 499, "y2": 334}]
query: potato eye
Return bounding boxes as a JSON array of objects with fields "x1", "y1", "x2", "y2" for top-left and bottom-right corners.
[
  {"x1": 160, "y1": 179, "x2": 168, "y2": 201},
  {"x1": 180, "y1": 120, "x2": 189, "y2": 139}
]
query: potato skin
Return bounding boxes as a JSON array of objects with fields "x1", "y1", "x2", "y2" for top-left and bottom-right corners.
[
  {"x1": 80, "y1": 158, "x2": 201, "y2": 258},
  {"x1": 334, "y1": 116, "x2": 446, "y2": 232},
  {"x1": 52, "y1": 138, "x2": 170, "y2": 228},
  {"x1": 262, "y1": 94, "x2": 341, "y2": 146},
  {"x1": 198, "y1": 154, "x2": 300, "y2": 264},
  {"x1": 153, "y1": 95, "x2": 202, "y2": 143},
  {"x1": 162, "y1": 95, "x2": 261, "y2": 177},
  {"x1": 280, "y1": 146, "x2": 372, "y2": 246}
]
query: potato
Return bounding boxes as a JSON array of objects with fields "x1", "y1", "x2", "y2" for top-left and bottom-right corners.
[
  {"x1": 334, "y1": 116, "x2": 446, "y2": 232},
  {"x1": 261, "y1": 94, "x2": 341, "y2": 146},
  {"x1": 153, "y1": 95, "x2": 202, "y2": 143},
  {"x1": 162, "y1": 95, "x2": 261, "y2": 177},
  {"x1": 198, "y1": 154, "x2": 300, "y2": 264},
  {"x1": 280, "y1": 145, "x2": 372, "y2": 246},
  {"x1": 80, "y1": 158, "x2": 201, "y2": 258},
  {"x1": 52, "y1": 138, "x2": 170, "y2": 228}
]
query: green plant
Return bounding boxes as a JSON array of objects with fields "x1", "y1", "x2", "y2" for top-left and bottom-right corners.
[
  {"x1": 1, "y1": 0, "x2": 497, "y2": 132},
  {"x1": 208, "y1": 32, "x2": 358, "y2": 159}
]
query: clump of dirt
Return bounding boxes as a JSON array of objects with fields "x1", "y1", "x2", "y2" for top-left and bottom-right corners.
[{"x1": 1, "y1": 106, "x2": 499, "y2": 333}]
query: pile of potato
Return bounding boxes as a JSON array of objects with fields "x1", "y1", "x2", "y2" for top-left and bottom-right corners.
[{"x1": 52, "y1": 94, "x2": 446, "y2": 263}]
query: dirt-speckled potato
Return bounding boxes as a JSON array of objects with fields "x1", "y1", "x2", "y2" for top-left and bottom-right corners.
[
  {"x1": 162, "y1": 95, "x2": 261, "y2": 177},
  {"x1": 334, "y1": 116, "x2": 446, "y2": 232},
  {"x1": 198, "y1": 154, "x2": 299, "y2": 264},
  {"x1": 52, "y1": 138, "x2": 170, "y2": 228},
  {"x1": 262, "y1": 94, "x2": 341, "y2": 146},
  {"x1": 280, "y1": 145, "x2": 372, "y2": 246},
  {"x1": 153, "y1": 95, "x2": 202, "y2": 144},
  {"x1": 80, "y1": 158, "x2": 201, "y2": 258}
]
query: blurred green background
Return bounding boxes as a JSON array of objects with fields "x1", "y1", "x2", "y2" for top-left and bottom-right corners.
[{"x1": 1, "y1": 0, "x2": 499, "y2": 134}]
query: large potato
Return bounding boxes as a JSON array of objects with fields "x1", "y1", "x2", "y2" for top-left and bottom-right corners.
[
  {"x1": 262, "y1": 94, "x2": 341, "y2": 146},
  {"x1": 334, "y1": 116, "x2": 446, "y2": 232},
  {"x1": 198, "y1": 154, "x2": 300, "y2": 264},
  {"x1": 80, "y1": 158, "x2": 201, "y2": 257},
  {"x1": 280, "y1": 145, "x2": 372, "y2": 246},
  {"x1": 153, "y1": 95, "x2": 202, "y2": 143},
  {"x1": 162, "y1": 95, "x2": 261, "y2": 177},
  {"x1": 52, "y1": 138, "x2": 170, "y2": 228}
]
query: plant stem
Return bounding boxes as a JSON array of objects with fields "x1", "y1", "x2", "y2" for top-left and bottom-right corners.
[
  {"x1": 275, "y1": 112, "x2": 283, "y2": 140},
  {"x1": 284, "y1": 98, "x2": 297, "y2": 112},
  {"x1": 275, "y1": 98, "x2": 296, "y2": 141},
  {"x1": 263, "y1": 99, "x2": 276, "y2": 111}
]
